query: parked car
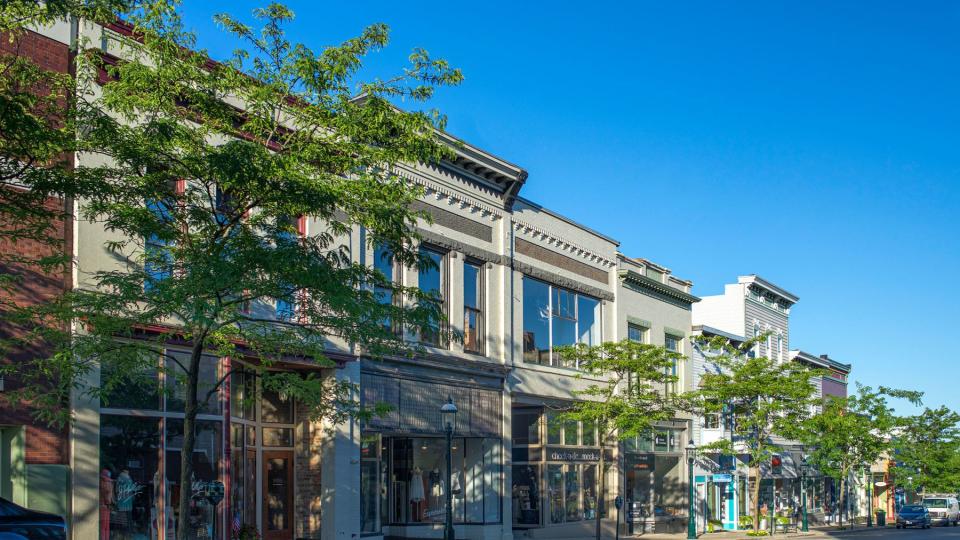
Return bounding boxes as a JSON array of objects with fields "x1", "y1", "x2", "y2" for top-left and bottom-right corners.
[
  {"x1": 922, "y1": 496, "x2": 960, "y2": 526},
  {"x1": 896, "y1": 505, "x2": 932, "y2": 529},
  {"x1": 0, "y1": 498, "x2": 66, "y2": 539}
]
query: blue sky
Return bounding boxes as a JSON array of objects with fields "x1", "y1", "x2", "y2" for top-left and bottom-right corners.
[{"x1": 178, "y1": 1, "x2": 959, "y2": 414}]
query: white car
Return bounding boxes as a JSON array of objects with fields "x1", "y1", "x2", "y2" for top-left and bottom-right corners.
[{"x1": 922, "y1": 497, "x2": 960, "y2": 526}]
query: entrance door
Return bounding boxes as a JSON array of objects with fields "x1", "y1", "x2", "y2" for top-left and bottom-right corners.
[{"x1": 262, "y1": 450, "x2": 294, "y2": 540}]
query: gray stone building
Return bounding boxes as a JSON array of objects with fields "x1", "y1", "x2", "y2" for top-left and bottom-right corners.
[{"x1": 615, "y1": 255, "x2": 699, "y2": 534}]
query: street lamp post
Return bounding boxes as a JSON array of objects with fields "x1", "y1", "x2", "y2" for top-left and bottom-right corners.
[
  {"x1": 866, "y1": 469, "x2": 873, "y2": 527},
  {"x1": 687, "y1": 440, "x2": 698, "y2": 540},
  {"x1": 440, "y1": 396, "x2": 458, "y2": 540},
  {"x1": 800, "y1": 456, "x2": 809, "y2": 532}
]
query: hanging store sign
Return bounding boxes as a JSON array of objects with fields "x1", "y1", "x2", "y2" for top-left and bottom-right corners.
[{"x1": 712, "y1": 474, "x2": 733, "y2": 483}]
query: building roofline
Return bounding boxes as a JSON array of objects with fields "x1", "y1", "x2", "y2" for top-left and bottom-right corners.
[
  {"x1": 691, "y1": 325, "x2": 746, "y2": 343},
  {"x1": 789, "y1": 349, "x2": 851, "y2": 373},
  {"x1": 738, "y1": 275, "x2": 800, "y2": 304},
  {"x1": 618, "y1": 269, "x2": 700, "y2": 304},
  {"x1": 515, "y1": 196, "x2": 620, "y2": 246}
]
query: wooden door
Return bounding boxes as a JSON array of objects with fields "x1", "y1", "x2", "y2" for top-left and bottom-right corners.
[{"x1": 262, "y1": 450, "x2": 294, "y2": 540}]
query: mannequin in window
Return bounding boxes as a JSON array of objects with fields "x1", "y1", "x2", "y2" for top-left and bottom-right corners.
[
  {"x1": 429, "y1": 468, "x2": 444, "y2": 512},
  {"x1": 99, "y1": 469, "x2": 114, "y2": 540},
  {"x1": 410, "y1": 467, "x2": 425, "y2": 522}
]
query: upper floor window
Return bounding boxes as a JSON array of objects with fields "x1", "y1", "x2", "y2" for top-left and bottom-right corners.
[
  {"x1": 373, "y1": 241, "x2": 396, "y2": 330},
  {"x1": 418, "y1": 246, "x2": 446, "y2": 346},
  {"x1": 274, "y1": 216, "x2": 301, "y2": 321},
  {"x1": 704, "y1": 414, "x2": 720, "y2": 430},
  {"x1": 144, "y1": 196, "x2": 175, "y2": 290},
  {"x1": 463, "y1": 259, "x2": 483, "y2": 354},
  {"x1": 521, "y1": 276, "x2": 601, "y2": 369},
  {"x1": 664, "y1": 333, "x2": 681, "y2": 395},
  {"x1": 627, "y1": 323, "x2": 647, "y2": 344},
  {"x1": 777, "y1": 333, "x2": 783, "y2": 362}
]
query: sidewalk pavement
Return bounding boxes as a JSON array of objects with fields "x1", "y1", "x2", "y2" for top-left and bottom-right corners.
[{"x1": 618, "y1": 523, "x2": 896, "y2": 540}]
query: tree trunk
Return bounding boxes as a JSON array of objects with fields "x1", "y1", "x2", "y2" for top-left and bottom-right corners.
[
  {"x1": 751, "y1": 464, "x2": 761, "y2": 532},
  {"x1": 837, "y1": 474, "x2": 846, "y2": 529},
  {"x1": 596, "y1": 442, "x2": 605, "y2": 540},
  {"x1": 176, "y1": 346, "x2": 203, "y2": 540}
]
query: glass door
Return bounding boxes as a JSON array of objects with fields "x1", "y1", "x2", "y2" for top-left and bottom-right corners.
[{"x1": 262, "y1": 451, "x2": 294, "y2": 540}]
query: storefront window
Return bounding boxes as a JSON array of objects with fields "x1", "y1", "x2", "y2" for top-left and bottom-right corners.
[
  {"x1": 546, "y1": 412, "x2": 562, "y2": 445},
  {"x1": 548, "y1": 465, "x2": 564, "y2": 524},
  {"x1": 654, "y1": 455, "x2": 682, "y2": 517},
  {"x1": 563, "y1": 419, "x2": 578, "y2": 446},
  {"x1": 100, "y1": 415, "x2": 161, "y2": 540},
  {"x1": 564, "y1": 466, "x2": 581, "y2": 521},
  {"x1": 164, "y1": 419, "x2": 221, "y2": 539},
  {"x1": 512, "y1": 409, "x2": 541, "y2": 445},
  {"x1": 378, "y1": 437, "x2": 501, "y2": 526},
  {"x1": 165, "y1": 354, "x2": 221, "y2": 414},
  {"x1": 230, "y1": 369, "x2": 256, "y2": 421},
  {"x1": 512, "y1": 465, "x2": 540, "y2": 526},
  {"x1": 583, "y1": 464, "x2": 598, "y2": 520},
  {"x1": 101, "y1": 365, "x2": 160, "y2": 410},
  {"x1": 261, "y1": 385, "x2": 294, "y2": 424},
  {"x1": 581, "y1": 420, "x2": 596, "y2": 447}
]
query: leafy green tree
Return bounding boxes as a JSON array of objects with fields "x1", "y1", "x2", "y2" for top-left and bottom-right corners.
[
  {"x1": 694, "y1": 334, "x2": 821, "y2": 533},
  {"x1": 2, "y1": 2, "x2": 462, "y2": 539},
  {"x1": 557, "y1": 340, "x2": 688, "y2": 540},
  {"x1": 892, "y1": 406, "x2": 960, "y2": 496},
  {"x1": 787, "y1": 385, "x2": 920, "y2": 528}
]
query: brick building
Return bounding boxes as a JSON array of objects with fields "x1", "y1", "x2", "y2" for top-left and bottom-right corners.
[{"x1": 0, "y1": 19, "x2": 75, "y2": 518}]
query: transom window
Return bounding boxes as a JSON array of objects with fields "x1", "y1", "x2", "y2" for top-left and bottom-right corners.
[{"x1": 522, "y1": 276, "x2": 601, "y2": 369}]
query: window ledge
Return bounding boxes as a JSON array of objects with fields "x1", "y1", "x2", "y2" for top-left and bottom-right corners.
[{"x1": 512, "y1": 361, "x2": 607, "y2": 382}]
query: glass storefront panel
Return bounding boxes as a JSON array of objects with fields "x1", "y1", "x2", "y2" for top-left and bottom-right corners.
[
  {"x1": 583, "y1": 464, "x2": 598, "y2": 520},
  {"x1": 654, "y1": 455, "x2": 682, "y2": 518},
  {"x1": 564, "y1": 466, "x2": 581, "y2": 521},
  {"x1": 546, "y1": 412, "x2": 562, "y2": 445},
  {"x1": 100, "y1": 415, "x2": 161, "y2": 540},
  {"x1": 512, "y1": 409, "x2": 541, "y2": 445},
  {"x1": 548, "y1": 465, "x2": 564, "y2": 524},
  {"x1": 512, "y1": 464, "x2": 540, "y2": 526},
  {"x1": 164, "y1": 419, "x2": 221, "y2": 539},
  {"x1": 165, "y1": 354, "x2": 221, "y2": 415},
  {"x1": 375, "y1": 436, "x2": 501, "y2": 528}
]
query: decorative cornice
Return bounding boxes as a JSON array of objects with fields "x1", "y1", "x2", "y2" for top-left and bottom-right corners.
[
  {"x1": 516, "y1": 260, "x2": 615, "y2": 302},
  {"x1": 512, "y1": 219, "x2": 617, "y2": 269},
  {"x1": 394, "y1": 167, "x2": 504, "y2": 222},
  {"x1": 618, "y1": 269, "x2": 701, "y2": 305}
]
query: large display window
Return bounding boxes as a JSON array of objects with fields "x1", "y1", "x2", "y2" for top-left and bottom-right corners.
[
  {"x1": 360, "y1": 435, "x2": 501, "y2": 530},
  {"x1": 99, "y1": 350, "x2": 224, "y2": 540}
]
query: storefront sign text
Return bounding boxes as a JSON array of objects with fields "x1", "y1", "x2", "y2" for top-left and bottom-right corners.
[{"x1": 547, "y1": 447, "x2": 601, "y2": 462}]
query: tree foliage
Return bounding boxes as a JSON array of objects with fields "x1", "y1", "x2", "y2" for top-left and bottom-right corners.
[
  {"x1": 2, "y1": 2, "x2": 462, "y2": 539},
  {"x1": 787, "y1": 384, "x2": 920, "y2": 527},
  {"x1": 892, "y1": 406, "x2": 960, "y2": 496},
  {"x1": 694, "y1": 333, "x2": 821, "y2": 531},
  {"x1": 557, "y1": 339, "x2": 689, "y2": 540}
]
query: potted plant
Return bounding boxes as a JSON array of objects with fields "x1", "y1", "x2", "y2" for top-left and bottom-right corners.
[{"x1": 707, "y1": 519, "x2": 724, "y2": 532}]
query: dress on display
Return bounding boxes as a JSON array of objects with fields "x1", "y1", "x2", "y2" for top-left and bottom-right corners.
[{"x1": 409, "y1": 467, "x2": 425, "y2": 502}]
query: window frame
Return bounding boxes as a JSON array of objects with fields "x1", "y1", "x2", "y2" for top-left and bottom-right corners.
[
  {"x1": 463, "y1": 258, "x2": 484, "y2": 355},
  {"x1": 521, "y1": 276, "x2": 602, "y2": 369},
  {"x1": 417, "y1": 244, "x2": 449, "y2": 347}
]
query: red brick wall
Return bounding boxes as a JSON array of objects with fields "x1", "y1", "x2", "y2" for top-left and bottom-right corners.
[{"x1": 0, "y1": 28, "x2": 73, "y2": 466}]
